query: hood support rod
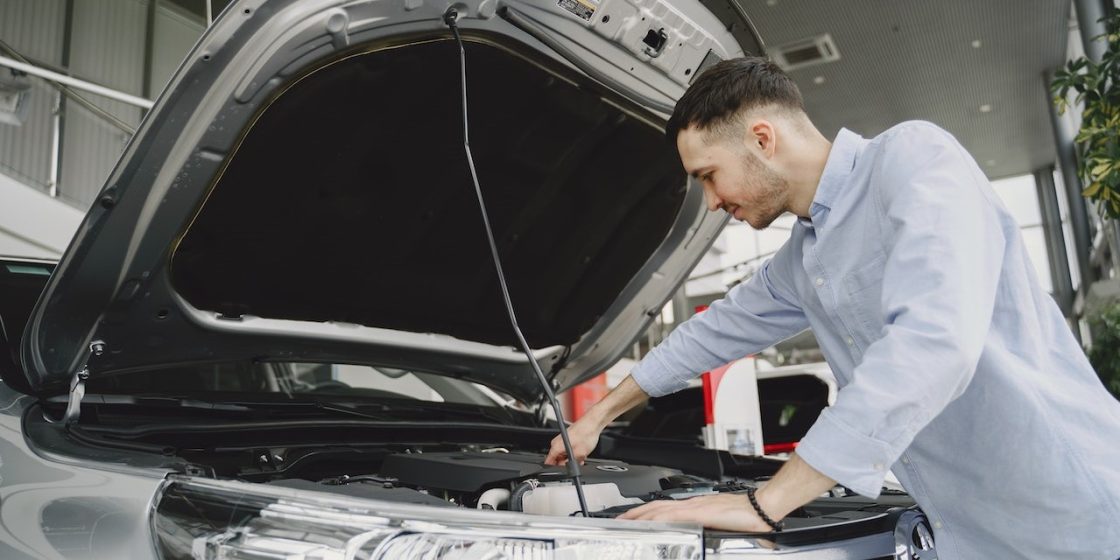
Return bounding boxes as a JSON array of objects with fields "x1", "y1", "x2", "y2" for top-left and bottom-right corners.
[{"x1": 443, "y1": 8, "x2": 590, "y2": 518}]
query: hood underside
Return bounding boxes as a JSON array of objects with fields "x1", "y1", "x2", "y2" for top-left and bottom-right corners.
[
  {"x1": 173, "y1": 38, "x2": 686, "y2": 349},
  {"x1": 22, "y1": 0, "x2": 745, "y2": 401}
]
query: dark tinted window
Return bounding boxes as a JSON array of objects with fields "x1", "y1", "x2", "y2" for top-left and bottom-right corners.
[
  {"x1": 86, "y1": 360, "x2": 515, "y2": 407},
  {"x1": 623, "y1": 374, "x2": 830, "y2": 446},
  {"x1": 0, "y1": 260, "x2": 54, "y2": 390}
]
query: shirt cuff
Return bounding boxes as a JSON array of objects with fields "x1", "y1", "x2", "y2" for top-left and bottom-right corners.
[
  {"x1": 795, "y1": 407, "x2": 897, "y2": 499},
  {"x1": 630, "y1": 349, "x2": 691, "y2": 398}
]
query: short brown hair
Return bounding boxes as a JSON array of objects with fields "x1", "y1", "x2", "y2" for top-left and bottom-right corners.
[{"x1": 666, "y1": 57, "x2": 805, "y2": 143}]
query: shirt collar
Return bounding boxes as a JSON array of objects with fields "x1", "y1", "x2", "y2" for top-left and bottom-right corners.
[{"x1": 798, "y1": 128, "x2": 864, "y2": 230}]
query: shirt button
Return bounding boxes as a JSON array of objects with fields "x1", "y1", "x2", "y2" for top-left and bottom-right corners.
[
  {"x1": 845, "y1": 337, "x2": 854, "y2": 346},
  {"x1": 873, "y1": 463, "x2": 884, "y2": 471},
  {"x1": 815, "y1": 277, "x2": 825, "y2": 287},
  {"x1": 934, "y1": 521, "x2": 943, "y2": 529},
  {"x1": 902, "y1": 457, "x2": 910, "y2": 464}
]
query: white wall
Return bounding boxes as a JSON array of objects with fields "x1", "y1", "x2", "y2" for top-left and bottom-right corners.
[{"x1": 0, "y1": 169, "x2": 83, "y2": 259}]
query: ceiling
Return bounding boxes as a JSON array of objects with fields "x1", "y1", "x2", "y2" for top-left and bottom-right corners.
[
  {"x1": 736, "y1": 0, "x2": 1073, "y2": 180},
  {"x1": 169, "y1": 0, "x2": 1075, "y2": 180}
]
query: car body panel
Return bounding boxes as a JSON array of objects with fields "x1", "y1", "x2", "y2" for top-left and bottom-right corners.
[{"x1": 0, "y1": 384, "x2": 166, "y2": 560}]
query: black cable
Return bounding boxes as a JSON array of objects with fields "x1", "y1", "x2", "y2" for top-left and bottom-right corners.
[{"x1": 442, "y1": 8, "x2": 591, "y2": 518}]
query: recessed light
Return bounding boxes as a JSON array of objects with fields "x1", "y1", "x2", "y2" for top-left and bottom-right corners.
[
  {"x1": 980, "y1": 104, "x2": 992, "y2": 113},
  {"x1": 986, "y1": 160, "x2": 997, "y2": 166},
  {"x1": 766, "y1": 0, "x2": 777, "y2": 5},
  {"x1": 813, "y1": 75, "x2": 826, "y2": 85},
  {"x1": 971, "y1": 40, "x2": 982, "y2": 48}
]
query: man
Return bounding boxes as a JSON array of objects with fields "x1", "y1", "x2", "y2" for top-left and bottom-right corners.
[{"x1": 544, "y1": 57, "x2": 1120, "y2": 558}]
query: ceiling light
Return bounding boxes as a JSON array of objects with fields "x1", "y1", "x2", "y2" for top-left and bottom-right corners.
[
  {"x1": 971, "y1": 40, "x2": 982, "y2": 48},
  {"x1": 813, "y1": 76, "x2": 826, "y2": 85},
  {"x1": 979, "y1": 104, "x2": 992, "y2": 113},
  {"x1": 986, "y1": 160, "x2": 997, "y2": 166}
]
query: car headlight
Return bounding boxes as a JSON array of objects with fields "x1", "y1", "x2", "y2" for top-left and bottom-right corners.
[
  {"x1": 152, "y1": 477, "x2": 702, "y2": 560},
  {"x1": 894, "y1": 509, "x2": 936, "y2": 559}
]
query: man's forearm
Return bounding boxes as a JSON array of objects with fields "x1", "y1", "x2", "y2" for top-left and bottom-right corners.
[
  {"x1": 755, "y1": 452, "x2": 837, "y2": 520},
  {"x1": 580, "y1": 375, "x2": 650, "y2": 429}
]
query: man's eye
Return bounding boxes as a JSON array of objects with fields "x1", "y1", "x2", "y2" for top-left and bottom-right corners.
[{"x1": 702, "y1": 173, "x2": 713, "y2": 183}]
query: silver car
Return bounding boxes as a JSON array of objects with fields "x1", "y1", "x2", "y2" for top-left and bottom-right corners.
[{"x1": 0, "y1": 0, "x2": 935, "y2": 558}]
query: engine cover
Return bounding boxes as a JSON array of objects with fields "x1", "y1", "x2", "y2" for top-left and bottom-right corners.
[{"x1": 379, "y1": 450, "x2": 680, "y2": 495}]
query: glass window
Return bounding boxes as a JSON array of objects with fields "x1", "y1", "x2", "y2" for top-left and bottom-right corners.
[
  {"x1": 991, "y1": 174, "x2": 1053, "y2": 293},
  {"x1": 89, "y1": 360, "x2": 517, "y2": 409}
]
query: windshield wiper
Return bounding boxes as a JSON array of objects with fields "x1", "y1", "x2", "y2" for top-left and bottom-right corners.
[{"x1": 317, "y1": 399, "x2": 519, "y2": 425}]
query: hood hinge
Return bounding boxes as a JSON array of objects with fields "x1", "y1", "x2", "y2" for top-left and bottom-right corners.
[
  {"x1": 62, "y1": 367, "x2": 89, "y2": 425},
  {"x1": 63, "y1": 340, "x2": 105, "y2": 425}
]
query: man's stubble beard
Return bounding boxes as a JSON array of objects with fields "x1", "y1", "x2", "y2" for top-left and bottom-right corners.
[{"x1": 739, "y1": 151, "x2": 789, "y2": 231}]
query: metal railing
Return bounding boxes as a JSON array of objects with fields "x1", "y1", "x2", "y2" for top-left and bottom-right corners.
[{"x1": 0, "y1": 41, "x2": 152, "y2": 201}]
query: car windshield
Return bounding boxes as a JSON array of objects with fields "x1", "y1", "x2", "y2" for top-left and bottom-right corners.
[{"x1": 84, "y1": 360, "x2": 521, "y2": 409}]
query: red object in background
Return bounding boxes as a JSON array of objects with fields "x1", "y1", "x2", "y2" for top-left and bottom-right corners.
[
  {"x1": 701, "y1": 363, "x2": 732, "y2": 425},
  {"x1": 764, "y1": 442, "x2": 799, "y2": 454},
  {"x1": 568, "y1": 373, "x2": 609, "y2": 420},
  {"x1": 694, "y1": 306, "x2": 729, "y2": 425}
]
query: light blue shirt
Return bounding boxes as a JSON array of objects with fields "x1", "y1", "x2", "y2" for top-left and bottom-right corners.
[{"x1": 632, "y1": 122, "x2": 1120, "y2": 559}]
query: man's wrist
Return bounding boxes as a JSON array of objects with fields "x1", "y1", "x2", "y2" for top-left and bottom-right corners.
[
  {"x1": 579, "y1": 404, "x2": 612, "y2": 431},
  {"x1": 745, "y1": 487, "x2": 784, "y2": 531},
  {"x1": 753, "y1": 486, "x2": 788, "y2": 522},
  {"x1": 751, "y1": 453, "x2": 837, "y2": 523}
]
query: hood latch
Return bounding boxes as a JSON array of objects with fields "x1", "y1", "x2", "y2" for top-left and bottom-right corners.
[{"x1": 63, "y1": 340, "x2": 104, "y2": 425}]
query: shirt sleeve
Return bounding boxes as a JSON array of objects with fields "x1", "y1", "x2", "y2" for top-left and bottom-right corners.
[
  {"x1": 795, "y1": 123, "x2": 1007, "y2": 498},
  {"x1": 631, "y1": 242, "x2": 810, "y2": 397}
]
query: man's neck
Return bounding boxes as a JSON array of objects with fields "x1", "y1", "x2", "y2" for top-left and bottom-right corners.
[{"x1": 783, "y1": 131, "x2": 833, "y2": 219}]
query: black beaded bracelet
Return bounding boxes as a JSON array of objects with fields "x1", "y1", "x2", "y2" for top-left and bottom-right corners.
[{"x1": 746, "y1": 487, "x2": 784, "y2": 532}]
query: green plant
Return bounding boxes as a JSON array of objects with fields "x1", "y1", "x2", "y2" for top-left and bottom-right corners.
[
  {"x1": 1051, "y1": 10, "x2": 1120, "y2": 219},
  {"x1": 1088, "y1": 302, "x2": 1120, "y2": 399}
]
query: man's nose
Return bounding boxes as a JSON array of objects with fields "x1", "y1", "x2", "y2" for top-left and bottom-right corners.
[{"x1": 703, "y1": 189, "x2": 722, "y2": 212}]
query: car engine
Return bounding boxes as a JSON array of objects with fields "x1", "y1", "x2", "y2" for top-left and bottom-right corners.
[{"x1": 265, "y1": 449, "x2": 747, "y2": 517}]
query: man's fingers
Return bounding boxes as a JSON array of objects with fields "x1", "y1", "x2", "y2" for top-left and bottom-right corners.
[
  {"x1": 544, "y1": 445, "x2": 587, "y2": 466},
  {"x1": 618, "y1": 494, "x2": 773, "y2": 533},
  {"x1": 618, "y1": 499, "x2": 678, "y2": 520},
  {"x1": 543, "y1": 449, "x2": 566, "y2": 465},
  {"x1": 627, "y1": 505, "x2": 691, "y2": 522}
]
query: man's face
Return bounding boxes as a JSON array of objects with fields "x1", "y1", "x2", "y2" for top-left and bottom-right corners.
[{"x1": 677, "y1": 125, "x2": 789, "y2": 230}]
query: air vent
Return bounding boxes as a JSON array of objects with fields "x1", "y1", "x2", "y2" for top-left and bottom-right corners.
[{"x1": 772, "y1": 34, "x2": 840, "y2": 71}]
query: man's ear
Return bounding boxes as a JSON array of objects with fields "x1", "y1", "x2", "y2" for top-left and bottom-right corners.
[{"x1": 747, "y1": 119, "x2": 777, "y2": 159}]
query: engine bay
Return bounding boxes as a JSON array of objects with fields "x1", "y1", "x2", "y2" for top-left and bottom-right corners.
[
  {"x1": 265, "y1": 449, "x2": 739, "y2": 517},
  {"x1": 227, "y1": 444, "x2": 918, "y2": 536},
  {"x1": 25, "y1": 402, "x2": 921, "y2": 546}
]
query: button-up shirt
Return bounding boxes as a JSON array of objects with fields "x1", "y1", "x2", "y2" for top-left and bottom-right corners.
[{"x1": 632, "y1": 122, "x2": 1120, "y2": 559}]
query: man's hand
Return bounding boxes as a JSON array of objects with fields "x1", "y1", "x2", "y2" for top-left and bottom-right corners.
[
  {"x1": 618, "y1": 454, "x2": 836, "y2": 533},
  {"x1": 544, "y1": 417, "x2": 601, "y2": 466},
  {"x1": 543, "y1": 375, "x2": 650, "y2": 466},
  {"x1": 617, "y1": 494, "x2": 773, "y2": 532}
]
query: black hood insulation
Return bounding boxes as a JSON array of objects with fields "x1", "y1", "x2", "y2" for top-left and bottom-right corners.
[{"x1": 172, "y1": 38, "x2": 686, "y2": 349}]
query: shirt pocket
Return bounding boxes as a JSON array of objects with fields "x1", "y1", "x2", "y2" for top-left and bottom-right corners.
[{"x1": 841, "y1": 252, "x2": 886, "y2": 335}]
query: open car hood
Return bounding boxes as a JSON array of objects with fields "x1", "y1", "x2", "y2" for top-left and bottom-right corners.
[{"x1": 22, "y1": 0, "x2": 761, "y2": 402}]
